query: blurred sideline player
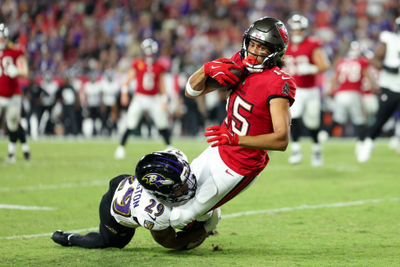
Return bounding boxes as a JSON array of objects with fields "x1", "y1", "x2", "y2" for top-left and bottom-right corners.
[
  {"x1": 52, "y1": 149, "x2": 220, "y2": 250},
  {"x1": 170, "y1": 17, "x2": 296, "y2": 229},
  {"x1": 115, "y1": 38, "x2": 171, "y2": 159},
  {"x1": 328, "y1": 41, "x2": 377, "y2": 161},
  {"x1": 285, "y1": 14, "x2": 330, "y2": 167},
  {"x1": 358, "y1": 16, "x2": 400, "y2": 163},
  {"x1": 0, "y1": 23, "x2": 31, "y2": 163}
]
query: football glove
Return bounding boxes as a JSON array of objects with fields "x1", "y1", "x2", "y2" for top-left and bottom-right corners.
[
  {"x1": 204, "y1": 125, "x2": 239, "y2": 147},
  {"x1": 203, "y1": 58, "x2": 241, "y2": 86},
  {"x1": 6, "y1": 64, "x2": 19, "y2": 78}
]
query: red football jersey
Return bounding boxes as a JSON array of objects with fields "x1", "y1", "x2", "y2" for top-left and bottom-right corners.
[
  {"x1": 132, "y1": 58, "x2": 167, "y2": 96},
  {"x1": 334, "y1": 57, "x2": 369, "y2": 94},
  {"x1": 218, "y1": 52, "x2": 296, "y2": 177},
  {"x1": 285, "y1": 36, "x2": 322, "y2": 88},
  {"x1": 0, "y1": 48, "x2": 24, "y2": 97}
]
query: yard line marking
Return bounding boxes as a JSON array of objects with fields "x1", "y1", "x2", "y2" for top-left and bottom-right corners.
[
  {"x1": 0, "y1": 227, "x2": 98, "y2": 240},
  {"x1": 0, "y1": 180, "x2": 108, "y2": 193},
  {"x1": 0, "y1": 204, "x2": 56, "y2": 211},
  {"x1": 222, "y1": 197, "x2": 400, "y2": 219},
  {"x1": 1, "y1": 197, "x2": 399, "y2": 240}
]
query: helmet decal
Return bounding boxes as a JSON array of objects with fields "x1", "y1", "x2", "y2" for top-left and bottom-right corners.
[
  {"x1": 277, "y1": 24, "x2": 289, "y2": 43},
  {"x1": 141, "y1": 173, "x2": 174, "y2": 188}
]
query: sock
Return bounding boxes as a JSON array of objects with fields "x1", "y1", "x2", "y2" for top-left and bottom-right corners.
[{"x1": 159, "y1": 128, "x2": 171, "y2": 145}]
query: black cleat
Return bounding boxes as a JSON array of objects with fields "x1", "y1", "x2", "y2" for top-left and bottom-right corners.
[
  {"x1": 51, "y1": 230, "x2": 73, "y2": 246},
  {"x1": 23, "y1": 151, "x2": 31, "y2": 161}
]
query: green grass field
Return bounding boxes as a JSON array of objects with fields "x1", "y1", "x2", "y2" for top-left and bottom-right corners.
[{"x1": 1, "y1": 137, "x2": 399, "y2": 266}]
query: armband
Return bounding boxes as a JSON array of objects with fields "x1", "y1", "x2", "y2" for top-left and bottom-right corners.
[{"x1": 185, "y1": 78, "x2": 203, "y2": 97}]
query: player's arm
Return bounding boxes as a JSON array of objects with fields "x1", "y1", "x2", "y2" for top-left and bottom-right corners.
[
  {"x1": 120, "y1": 68, "x2": 136, "y2": 107},
  {"x1": 312, "y1": 47, "x2": 330, "y2": 73},
  {"x1": 16, "y1": 55, "x2": 28, "y2": 77},
  {"x1": 362, "y1": 66, "x2": 379, "y2": 94},
  {"x1": 370, "y1": 42, "x2": 386, "y2": 70},
  {"x1": 238, "y1": 98, "x2": 291, "y2": 150},
  {"x1": 328, "y1": 62, "x2": 339, "y2": 96},
  {"x1": 204, "y1": 98, "x2": 291, "y2": 151},
  {"x1": 185, "y1": 66, "x2": 217, "y2": 98},
  {"x1": 150, "y1": 226, "x2": 206, "y2": 250},
  {"x1": 159, "y1": 72, "x2": 168, "y2": 110}
]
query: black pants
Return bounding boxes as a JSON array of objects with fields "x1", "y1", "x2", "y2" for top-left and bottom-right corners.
[
  {"x1": 69, "y1": 175, "x2": 136, "y2": 248},
  {"x1": 369, "y1": 88, "x2": 400, "y2": 139}
]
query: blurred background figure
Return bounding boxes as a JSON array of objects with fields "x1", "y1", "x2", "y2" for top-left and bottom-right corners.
[
  {"x1": 0, "y1": 23, "x2": 31, "y2": 162},
  {"x1": 285, "y1": 14, "x2": 331, "y2": 167},
  {"x1": 38, "y1": 73, "x2": 58, "y2": 136},
  {"x1": 359, "y1": 16, "x2": 400, "y2": 163},
  {"x1": 56, "y1": 74, "x2": 79, "y2": 136},
  {"x1": 328, "y1": 41, "x2": 378, "y2": 161},
  {"x1": 82, "y1": 73, "x2": 102, "y2": 137},
  {"x1": 114, "y1": 38, "x2": 171, "y2": 160},
  {"x1": 99, "y1": 69, "x2": 120, "y2": 136}
]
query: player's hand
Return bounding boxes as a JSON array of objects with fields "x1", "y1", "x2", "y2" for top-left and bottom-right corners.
[
  {"x1": 296, "y1": 63, "x2": 318, "y2": 75},
  {"x1": 120, "y1": 92, "x2": 130, "y2": 107},
  {"x1": 203, "y1": 58, "x2": 241, "y2": 86},
  {"x1": 204, "y1": 125, "x2": 239, "y2": 147},
  {"x1": 5, "y1": 64, "x2": 19, "y2": 78}
]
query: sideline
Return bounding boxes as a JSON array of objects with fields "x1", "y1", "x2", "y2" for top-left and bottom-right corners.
[
  {"x1": 0, "y1": 180, "x2": 108, "y2": 193},
  {"x1": 0, "y1": 204, "x2": 55, "y2": 211},
  {"x1": 1, "y1": 197, "x2": 399, "y2": 240}
]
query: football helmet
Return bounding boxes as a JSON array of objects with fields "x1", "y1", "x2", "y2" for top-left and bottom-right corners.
[
  {"x1": 0, "y1": 23, "x2": 9, "y2": 50},
  {"x1": 240, "y1": 16, "x2": 289, "y2": 71},
  {"x1": 287, "y1": 14, "x2": 309, "y2": 44},
  {"x1": 135, "y1": 151, "x2": 196, "y2": 203},
  {"x1": 141, "y1": 38, "x2": 159, "y2": 56},
  {"x1": 347, "y1": 41, "x2": 362, "y2": 59}
]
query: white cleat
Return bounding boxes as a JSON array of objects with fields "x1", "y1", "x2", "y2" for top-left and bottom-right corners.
[
  {"x1": 288, "y1": 152, "x2": 303, "y2": 165},
  {"x1": 114, "y1": 146, "x2": 126, "y2": 160},
  {"x1": 311, "y1": 144, "x2": 323, "y2": 167},
  {"x1": 357, "y1": 138, "x2": 374, "y2": 163},
  {"x1": 6, "y1": 153, "x2": 16, "y2": 164}
]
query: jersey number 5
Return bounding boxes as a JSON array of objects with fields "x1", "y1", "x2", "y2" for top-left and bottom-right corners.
[{"x1": 226, "y1": 95, "x2": 253, "y2": 136}]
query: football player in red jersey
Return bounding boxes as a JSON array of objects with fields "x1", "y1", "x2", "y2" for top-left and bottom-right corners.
[
  {"x1": 328, "y1": 41, "x2": 377, "y2": 161},
  {"x1": 114, "y1": 38, "x2": 171, "y2": 159},
  {"x1": 169, "y1": 17, "x2": 296, "y2": 229},
  {"x1": 284, "y1": 14, "x2": 330, "y2": 167},
  {"x1": 0, "y1": 23, "x2": 31, "y2": 163}
]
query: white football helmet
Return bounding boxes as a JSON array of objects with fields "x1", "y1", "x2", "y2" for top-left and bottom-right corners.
[
  {"x1": 0, "y1": 23, "x2": 9, "y2": 50},
  {"x1": 287, "y1": 14, "x2": 309, "y2": 44},
  {"x1": 141, "y1": 38, "x2": 158, "y2": 56}
]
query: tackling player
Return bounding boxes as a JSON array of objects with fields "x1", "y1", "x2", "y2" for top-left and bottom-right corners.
[
  {"x1": 328, "y1": 41, "x2": 377, "y2": 161},
  {"x1": 284, "y1": 14, "x2": 330, "y2": 167},
  {"x1": 0, "y1": 23, "x2": 31, "y2": 163},
  {"x1": 171, "y1": 17, "x2": 296, "y2": 229},
  {"x1": 114, "y1": 38, "x2": 171, "y2": 159},
  {"x1": 358, "y1": 16, "x2": 400, "y2": 163},
  {"x1": 52, "y1": 149, "x2": 220, "y2": 250}
]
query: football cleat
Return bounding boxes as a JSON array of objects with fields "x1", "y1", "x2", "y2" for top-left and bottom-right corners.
[
  {"x1": 357, "y1": 138, "x2": 374, "y2": 163},
  {"x1": 288, "y1": 151, "x2": 302, "y2": 165},
  {"x1": 51, "y1": 230, "x2": 73, "y2": 246},
  {"x1": 23, "y1": 151, "x2": 31, "y2": 161},
  {"x1": 6, "y1": 153, "x2": 16, "y2": 163},
  {"x1": 311, "y1": 151, "x2": 323, "y2": 167},
  {"x1": 114, "y1": 146, "x2": 125, "y2": 160}
]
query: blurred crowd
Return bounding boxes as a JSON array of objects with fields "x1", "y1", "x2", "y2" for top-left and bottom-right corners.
[{"x1": 0, "y1": 0, "x2": 399, "y2": 139}]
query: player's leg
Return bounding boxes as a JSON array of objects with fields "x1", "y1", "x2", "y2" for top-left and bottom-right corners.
[
  {"x1": 303, "y1": 88, "x2": 323, "y2": 167},
  {"x1": 359, "y1": 89, "x2": 400, "y2": 162},
  {"x1": 115, "y1": 96, "x2": 143, "y2": 159},
  {"x1": 5, "y1": 95, "x2": 22, "y2": 163},
  {"x1": 52, "y1": 175, "x2": 135, "y2": 248},
  {"x1": 347, "y1": 92, "x2": 367, "y2": 159},
  {"x1": 288, "y1": 89, "x2": 306, "y2": 164},
  {"x1": 150, "y1": 95, "x2": 171, "y2": 146}
]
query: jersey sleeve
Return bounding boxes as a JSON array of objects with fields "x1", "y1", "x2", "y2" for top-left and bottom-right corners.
[{"x1": 266, "y1": 69, "x2": 296, "y2": 106}]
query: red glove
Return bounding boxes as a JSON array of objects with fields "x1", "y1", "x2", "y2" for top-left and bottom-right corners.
[
  {"x1": 203, "y1": 58, "x2": 241, "y2": 86},
  {"x1": 204, "y1": 125, "x2": 239, "y2": 147}
]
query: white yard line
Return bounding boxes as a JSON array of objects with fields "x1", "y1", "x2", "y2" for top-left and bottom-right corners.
[
  {"x1": 0, "y1": 204, "x2": 55, "y2": 211},
  {"x1": 1, "y1": 197, "x2": 399, "y2": 240}
]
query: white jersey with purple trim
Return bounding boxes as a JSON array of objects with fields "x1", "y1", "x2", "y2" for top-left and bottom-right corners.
[{"x1": 110, "y1": 175, "x2": 172, "y2": 231}]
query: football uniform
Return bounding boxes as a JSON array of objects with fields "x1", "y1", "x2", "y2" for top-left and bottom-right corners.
[
  {"x1": 125, "y1": 58, "x2": 169, "y2": 130},
  {"x1": 0, "y1": 48, "x2": 24, "y2": 131},
  {"x1": 285, "y1": 36, "x2": 323, "y2": 129},
  {"x1": 171, "y1": 52, "x2": 296, "y2": 228},
  {"x1": 110, "y1": 175, "x2": 172, "y2": 231},
  {"x1": 332, "y1": 57, "x2": 369, "y2": 125}
]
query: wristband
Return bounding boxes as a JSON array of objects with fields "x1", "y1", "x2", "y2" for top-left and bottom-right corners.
[{"x1": 185, "y1": 78, "x2": 203, "y2": 97}]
